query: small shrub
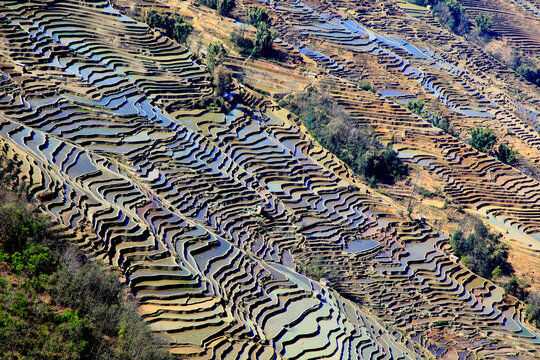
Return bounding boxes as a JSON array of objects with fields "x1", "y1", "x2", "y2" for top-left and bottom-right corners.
[{"x1": 359, "y1": 81, "x2": 376, "y2": 93}]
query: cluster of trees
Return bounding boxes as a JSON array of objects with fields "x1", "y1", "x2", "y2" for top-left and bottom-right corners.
[
  {"x1": 405, "y1": 99, "x2": 455, "y2": 135},
  {"x1": 451, "y1": 218, "x2": 539, "y2": 329},
  {"x1": 145, "y1": 10, "x2": 192, "y2": 44},
  {"x1": 450, "y1": 220, "x2": 509, "y2": 279},
  {"x1": 409, "y1": 1, "x2": 493, "y2": 40},
  {"x1": 406, "y1": 98, "x2": 424, "y2": 116},
  {"x1": 198, "y1": 0, "x2": 235, "y2": 16},
  {"x1": 280, "y1": 89, "x2": 408, "y2": 186},
  {"x1": 517, "y1": 63, "x2": 540, "y2": 86},
  {"x1": 470, "y1": 126, "x2": 497, "y2": 153},
  {"x1": 231, "y1": 8, "x2": 276, "y2": 57},
  {"x1": 411, "y1": 0, "x2": 471, "y2": 35},
  {"x1": 0, "y1": 196, "x2": 170, "y2": 359},
  {"x1": 487, "y1": 51, "x2": 540, "y2": 88},
  {"x1": 440, "y1": 0, "x2": 469, "y2": 35},
  {"x1": 470, "y1": 127, "x2": 519, "y2": 166}
]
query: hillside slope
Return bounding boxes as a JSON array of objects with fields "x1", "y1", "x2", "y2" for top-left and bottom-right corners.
[{"x1": 0, "y1": 0, "x2": 539, "y2": 359}]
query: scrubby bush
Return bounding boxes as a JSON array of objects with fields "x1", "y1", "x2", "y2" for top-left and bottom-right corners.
[{"x1": 359, "y1": 81, "x2": 377, "y2": 93}]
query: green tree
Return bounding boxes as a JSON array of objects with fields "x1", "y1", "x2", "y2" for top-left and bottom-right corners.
[
  {"x1": 406, "y1": 99, "x2": 424, "y2": 116},
  {"x1": 496, "y1": 143, "x2": 518, "y2": 166},
  {"x1": 246, "y1": 7, "x2": 269, "y2": 26},
  {"x1": 217, "y1": 0, "x2": 235, "y2": 16},
  {"x1": 253, "y1": 22, "x2": 275, "y2": 56},
  {"x1": 172, "y1": 18, "x2": 192, "y2": 44},
  {"x1": 470, "y1": 127, "x2": 497, "y2": 153},
  {"x1": 206, "y1": 43, "x2": 228, "y2": 74},
  {"x1": 475, "y1": 13, "x2": 493, "y2": 35}
]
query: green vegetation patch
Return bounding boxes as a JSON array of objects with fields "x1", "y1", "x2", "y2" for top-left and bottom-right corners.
[
  {"x1": 198, "y1": 0, "x2": 235, "y2": 16},
  {"x1": 469, "y1": 127, "x2": 519, "y2": 166},
  {"x1": 231, "y1": 8, "x2": 276, "y2": 58},
  {"x1": 280, "y1": 88, "x2": 408, "y2": 186},
  {"x1": 517, "y1": 63, "x2": 540, "y2": 86},
  {"x1": 0, "y1": 194, "x2": 171, "y2": 360},
  {"x1": 145, "y1": 10, "x2": 192, "y2": 44},
  {"x1": 451, "y1": 220, "x2": 508, "y2": 279}
]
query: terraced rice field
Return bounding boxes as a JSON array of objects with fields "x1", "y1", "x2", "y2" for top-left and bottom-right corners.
[
  {"x1": 241, "y1": 0, "x2": 540, "y2": 242},
  {"x1": 1, "y1": 0, "x2": 540, "y2": 359}
]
